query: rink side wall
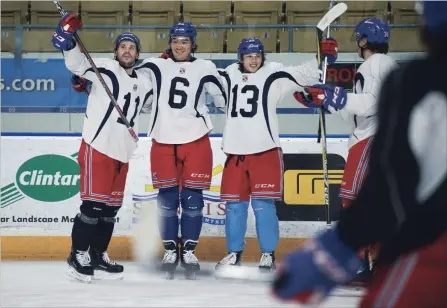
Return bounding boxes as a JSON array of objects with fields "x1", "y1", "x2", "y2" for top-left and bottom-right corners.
[{"x1": 1, "y1": 136, "x2": 349, "y2": 261}]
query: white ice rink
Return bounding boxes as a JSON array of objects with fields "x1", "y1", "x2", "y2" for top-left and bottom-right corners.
[{"x1": 1, "y1": 261, "x2": 363, "y2": 307}]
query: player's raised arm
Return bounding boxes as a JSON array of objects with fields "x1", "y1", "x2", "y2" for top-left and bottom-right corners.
[
  {"x1": 52, "y1": 13, "x2": 112, "y2": 79},
  {"x1": 279, "y1": 38, "x2": 338, "y2": 90}
]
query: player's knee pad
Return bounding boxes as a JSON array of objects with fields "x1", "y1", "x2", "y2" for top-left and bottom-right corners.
[
  {"x1": 79, "y1": 200, "x2": 105, "y2": 220},
  {"x1": 180, "y1": 188, "x2": 204, "y2": 217},
  {"x1": 251, "y1": 199, "x2": 279, "y2": 253},
  {"x1": 157, "y1": 186, "x2": 180, "y2": 217},
  {"x1": 226, "y1": 201, "x2": 249, "y2": 218}
]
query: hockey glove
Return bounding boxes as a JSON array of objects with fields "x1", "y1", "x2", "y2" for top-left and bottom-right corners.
[
  {"x1": 295, "y1": 84, "x2": 347, "y2": 111},
  {"x1": 52, "y1": 13, "x2": 83, "y2": 51},
  {"x1": 160, "y1": 49, "x2": 171, "y2": 59},
  {"x1": 320, "y1": 38, "x2": 338, "y2": 65},
  {"x1": 272, "y1": 227, "x2": 361, "y2": 305},
  {"x1": 71, "y1": 75, "x2": 89, "y2": 93}
]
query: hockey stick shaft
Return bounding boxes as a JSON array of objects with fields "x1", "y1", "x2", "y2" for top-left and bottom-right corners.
[
  {"x1": 316, "y1": 0, "x2": 338, "y2": 229},
  {"x1": 53, "y1": 0, "x2": 139, "y2": 142}
]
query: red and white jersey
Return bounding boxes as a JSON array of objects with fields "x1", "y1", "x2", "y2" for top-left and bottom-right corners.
[
  {"x1": 219, "y1": 59, "x2": 320, "y2": 154},
  {"x1": 64, "y1": 46, "x2": 153, "y2": 163},
  {"x1": 135, "y1": 57, "x2": 227, "y2": 144},
  {"x1": 329, "y1": 53, "x2": 397, "y2": 148}
]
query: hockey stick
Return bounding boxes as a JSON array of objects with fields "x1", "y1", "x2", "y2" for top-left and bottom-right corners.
[
  {"x1": 315, "y1": 1, "x2": 347, "y2": 229},
  {"x1": 53, "y1": 0, "x2": 139, "y2": 142}
]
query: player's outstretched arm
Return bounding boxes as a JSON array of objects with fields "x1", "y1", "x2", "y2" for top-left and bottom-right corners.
[
  {"x1": 204, "y1": 62, "x2": 227, "y2": 108},
  {"x1": 52, "y1": 13, "x2": 113, "y2": 81},
  {"x1": 279, "y1": 38, "x2": 339, "y2": 91}
]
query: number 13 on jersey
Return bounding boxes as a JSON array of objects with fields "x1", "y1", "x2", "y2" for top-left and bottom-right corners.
[{"x1": 230, "y1": 84, "x2": 260, "y2": 118}]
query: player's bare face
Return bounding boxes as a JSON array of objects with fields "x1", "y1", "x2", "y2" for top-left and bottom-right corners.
[
  {"x1": 357, "y1": 38, "x2": 368, "y2": 57},
  {"x1": 115, "y1": 41, "x2": 139, "y2": 68},
  {"x1": 170, "y1": 37, "x2": 193, "y2": 61},
  {"x1": 242, "y1": 53, "x2": 262, "y2": 73}
]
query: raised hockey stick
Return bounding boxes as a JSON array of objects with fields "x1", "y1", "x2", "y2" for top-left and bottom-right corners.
[
  {"x1": 315, "y1": 1, "x2": 347, "y2": 229},
  {"x1": 53, "y1": 0, "x2": 139, "y2": 142}
]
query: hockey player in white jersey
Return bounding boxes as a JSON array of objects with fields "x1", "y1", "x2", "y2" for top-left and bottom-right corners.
[
  {"x1": 294, "y1": 18, "x2": 397, "y2": 280},
  {"x1": 215, "y1": 37, "x2": 338, "y2": 270},
  {"x1": 134, "y1": 22, "x2": 226, "y2": 279},
  {"x1": 52, "y1": 13, "x2": 153, "y2": 283}
]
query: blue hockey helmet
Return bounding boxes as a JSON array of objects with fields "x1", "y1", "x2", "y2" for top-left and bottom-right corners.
[
  {"x1": 415, "y1": 0, "x2": 447, "y2": 34},
  {"x1": 169, "y1": 22, "x2": 197, "y2": 47},
  {"x1": 237, "y1": 37, "x2": 264, "y2": 61},
  {"x1": 353, "y1": 18, "x2": 390, "y2": 45},
  {"x1": 114, "y1": 32, "x2": 141, "y2": 53}
]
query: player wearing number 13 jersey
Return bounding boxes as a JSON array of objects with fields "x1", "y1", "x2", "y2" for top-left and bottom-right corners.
[
  {"x1": 52, "y1": 12, "x2": 153, "y2": 283},
  {"x1": 215, "y1": 37, "x2": 338, "y2": 271},
  {"x1": 134, "y1": 22, "x2": 227, "y2": 278}
]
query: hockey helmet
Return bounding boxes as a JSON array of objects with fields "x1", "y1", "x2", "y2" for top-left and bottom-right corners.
[
  {"x1": 415, "y1": 0, "x2": 447, "y2": 34},
  {"x1": 353, "y1": 18, "x2": 390, "y2": 45},
  {"x1": 169, "y1": 22, "x2": 197, "y2": 47},
  {"x1": 237, "y1": 37, "x2": 264, "y2": 61},
  {"x1": 114, "y1": 32, "x2": 141, "y2": 53}
]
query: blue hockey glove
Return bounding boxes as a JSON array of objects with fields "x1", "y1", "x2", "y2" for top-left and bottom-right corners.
[
  {"x1": 272, "y1": 227, "x2": 361, "y2": 305},
  {"x1": 52, "y1": 13, "x2": 83, "y2": 51},
  {"x1": 295, "y1": 84, "x2": 347, "y2": 111}
]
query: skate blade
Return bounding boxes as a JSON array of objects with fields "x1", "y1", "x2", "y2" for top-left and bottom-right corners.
[
  {"x1": 214, "y1": 265, "x2": 274, "y2": 282},
  {"x1": 165, "y1": 271, "x2": 175, "y2": 280},
  {"x1": 93, "y1": 270, "x2": 124, "y2": 280},
  {"x1": 67, "y1": 267, "x2": 92, "y2": 283}
]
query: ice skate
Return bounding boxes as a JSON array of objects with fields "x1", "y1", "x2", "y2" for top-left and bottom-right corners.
[
  {"x1": 162, "y1": 240, "x2": 179, "y2": 280},
  {"x1": 215, "y1": 251, "x2": 243, "y2": 270},
  {"x1": 90, "y1": 249, "x2": 124, "y2": 280},
  {"x1": 66, "y1": 249, "x2": 94, "y2": 283},
  {"x1": 259, "y1": 252, "x2": 276, "y2": 272},
  {"x1": 180, "y1": 240, "x2": 200, "y2": 280}
]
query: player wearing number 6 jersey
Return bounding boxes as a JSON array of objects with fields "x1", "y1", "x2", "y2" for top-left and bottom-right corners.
[
  {"x1": 52, "y1": 13, "x2": 153, "y2": 283},
  {"x1": 215, "y1": 37, "x2": 338, "y2": 271},
  {"x1": 134, "y1": 22, "x2": 226, "y2": 279}
]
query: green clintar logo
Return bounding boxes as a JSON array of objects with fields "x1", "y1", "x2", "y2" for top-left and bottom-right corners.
[
  {"x1": 1, "y1": 152, "x2": 80, "y2": 207},
  {"x1": 16, "y1": 154, "x2": 80, "y2": 202}
]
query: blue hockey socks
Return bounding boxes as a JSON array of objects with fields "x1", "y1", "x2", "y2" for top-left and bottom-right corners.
[
  {"x1": 180, "y1": 188, "x2": 204, "y2": 242},
  {"x1": 157, "y1": 186, "x2": 180, "y2": 243},
  {"x1": 251, "y1": 199, "x2": 279, "y2": 253},
  {"x1": 225, "y1": 201, "x2": 249, "y2": 252}
]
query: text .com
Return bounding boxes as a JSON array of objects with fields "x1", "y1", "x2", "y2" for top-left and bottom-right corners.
[{"x1": 1, "y1": 79, "x2": 55, "y2": 92}]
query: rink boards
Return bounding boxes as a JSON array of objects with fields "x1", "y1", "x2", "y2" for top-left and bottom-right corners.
[{"x1": 0, "y1": 136, "x2": 349, "y2": 261}]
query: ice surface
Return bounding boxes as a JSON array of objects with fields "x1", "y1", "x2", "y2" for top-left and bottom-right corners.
[{"x1": 0, "y1": 261, "x2": 363, "y2": 307}]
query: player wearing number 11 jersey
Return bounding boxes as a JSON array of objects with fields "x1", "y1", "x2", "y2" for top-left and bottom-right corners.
[
  {"x1": 134, "y1": 22, "x2": 227, "y2": 279},
  {"x1": 215, "y1": 37, "x2": 338, "y2": 270},
  {"x1": 52, "y1": 13, "x2": 153, "y2": 283}
]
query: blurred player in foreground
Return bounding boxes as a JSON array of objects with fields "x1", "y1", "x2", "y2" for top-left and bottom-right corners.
[
  {"x1": 295, "y1": 17, "x2": 397, "y2": 280},
  {"x1": 134, "y1": 22, "x2": 227, "y2": 280},
  {"x1": 215, "y1": 37, "x2": 338, "y2": 270},
  {"x1": 272, "y1": 1, "x2": 447, "y2": 307},
  {"x1": 52, "y1": 14, "x2": 153, "y2": 283}
]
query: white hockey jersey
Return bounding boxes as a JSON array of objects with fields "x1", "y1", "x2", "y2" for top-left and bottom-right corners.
[
  {"x1": 220, "y1": 59, "x2": 320, "y2": 154},
  {"x1": 329, "y1": 53, "x2": 397, "y2": 148},
  {"x1": 135, "y1": 57, "x2": 227, "y2": 144},
  {"x1": 64, "y1": 46, "x2": 153, "y2": 163}
]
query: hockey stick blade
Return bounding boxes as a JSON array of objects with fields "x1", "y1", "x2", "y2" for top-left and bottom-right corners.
[{"x1": 316, "y1": 2, "x2": 347, "y2": 32}]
